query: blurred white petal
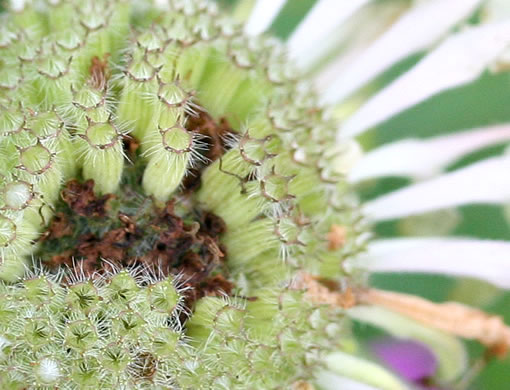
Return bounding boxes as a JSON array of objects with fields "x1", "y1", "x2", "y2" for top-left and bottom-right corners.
[
  {"x1": 349, "y1": 124, "x2": 510, "y2": 182},
  {"x1": 323, "y1": 352, "x2": 407, "y2": 390},
  {"x1": 363, "y1": 155, "x2": 510, "y2": 221},
  {"x1": 322, "y1": 0, "x2": 482, "y2": 104},
  {"x1": 315, "y1": 371, "x2": 383, "y2": 390},
  {"x1": 244, "y1": 0, "x2": 286, "y2": 35},
  {"x1": 287, "y1": 0, "x2": 372, "y2": 68},
  {"x1": 314, "y1": 2, "x2": 409, "y2": 92},
  {"x1": 353, "y1": 238, "x2": 510, "y2": 288},
  {"x1": 348, "y1": 305, "x2": 467, "y2": 382},
  {"x1": 484, "y1": 0, "x2": 510, "y2": 71},
  {"x1": 340, "y1": 21, "x2": 510, "y2": 137}
]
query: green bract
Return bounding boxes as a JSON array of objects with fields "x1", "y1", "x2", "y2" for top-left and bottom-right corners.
[{"x1": 0, "y1": 0, "x2": 369, "y2": 388}]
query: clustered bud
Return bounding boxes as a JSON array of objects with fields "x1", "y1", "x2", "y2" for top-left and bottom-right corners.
[
  {"x1": 0, "y1": 268, "x2": 187, "y2": 388},
  {"x1": 0, "y1": 0, "x2": 368, "y2": 388}
]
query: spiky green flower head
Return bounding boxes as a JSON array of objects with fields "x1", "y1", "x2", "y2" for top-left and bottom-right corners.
[{"x1": 0, "y1": 0, "x2": 369, "y2": 388}]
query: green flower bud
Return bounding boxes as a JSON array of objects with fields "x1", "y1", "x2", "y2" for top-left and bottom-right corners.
[
  {"x1": 0, "y1": 1, "x2": 390, "y2": 389},
  {"x1": 77, "y1": 118, "x2": 125, "y2": 194},
  {"x1": 141, "y1": 124, "x2": 196, "y2": 200}
]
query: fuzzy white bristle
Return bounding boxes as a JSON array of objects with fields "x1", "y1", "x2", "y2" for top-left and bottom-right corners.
[{"x1": 36, "y1": 358, "x2": 61, "y2": 383}]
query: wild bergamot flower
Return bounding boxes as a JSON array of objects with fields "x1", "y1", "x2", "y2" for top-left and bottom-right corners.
[{"x1": 0, "y1": 0, "x2": 509, "y2": 389}]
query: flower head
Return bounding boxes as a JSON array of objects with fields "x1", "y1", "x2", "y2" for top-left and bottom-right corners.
[{"x1": 0, "y1": 0, "x2": 509, "y2": 389}]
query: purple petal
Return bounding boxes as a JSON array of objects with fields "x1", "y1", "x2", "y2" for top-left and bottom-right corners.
[{"x1": 372, "y1": 338, "x2": 438, "y2": 382}]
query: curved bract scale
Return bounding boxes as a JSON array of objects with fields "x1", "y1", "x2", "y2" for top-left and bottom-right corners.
[{"x1": 0, "y1": 0, "x2": 368, "y2": 388}]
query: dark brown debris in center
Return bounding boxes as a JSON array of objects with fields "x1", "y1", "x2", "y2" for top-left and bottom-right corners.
[
  {"x1": 42, "y1": 179, "x2": 233, "y2": 313},
  {"x1": 182, "y1": 107, "x2": 236, "y2": 192},
  {"x1": 39, "y1": 107, "x2": 239, "y2": 316},
  {"x1": 60, "y1": 179, "x2": 114, "y2": 218}
]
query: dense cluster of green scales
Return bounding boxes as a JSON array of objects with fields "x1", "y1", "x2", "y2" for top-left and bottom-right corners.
[{"x1": 0, "y1": 0, "x2": 369, "y2": 388}]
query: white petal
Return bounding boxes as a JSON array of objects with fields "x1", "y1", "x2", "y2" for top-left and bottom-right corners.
[
  {"x1": 484, "y1": 0, "x2": 510, "y2": 71},
  {"x1": 287, "y1": 0, "x2": 372, "y2": 68},
  {"x1": 315, "y1": 371, "x2": 383, "y2": 390},
  {"x1": 340, "y1": 21, "x2": 510, "y2": 137},
  {"x1": 348, "y1": 305, "x2": 467, "y2": 382},
  {"x1": 314, "y1": 2, "x2": 410, "y2": 93},
  {"x1": 323, "y1": 352, "x2": 407, "y2": 390},
  {"x1": 349, "y1": 124, "x2": 510, "y2": 182},
  {"x1": 363, "y1": 155, "x2": 510, "y2": 221},
  {"x1": 322, "y1": 0, "x2": 482, "y2": 104},
  {"x1": 353, "y1": 237, "x2": 510, "y2": 288},
  {"x1": 244, "y1": 0, "x2": 286, "y2": 36}
]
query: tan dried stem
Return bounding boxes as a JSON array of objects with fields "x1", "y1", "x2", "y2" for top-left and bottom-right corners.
[
  {"x1": 291, "y1": 381, "x2": 316, "y2": 390},
  {"x1": 292, "y1": 272, "x2": 356, "y2": 309},
  {"x1": 295, "y1": 272, "x2": 510, "y2": 357},
  {"x1": 358, "y1": 288, "x2": 510, "y2": 358}
]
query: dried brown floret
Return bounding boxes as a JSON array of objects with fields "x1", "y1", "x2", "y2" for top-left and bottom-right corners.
[
  {"x1": 182, "y1": 108, "x2": 236, "y2": 192},
  {"x1": 89, "y1": 54, "x2": 111, "y2": 90},
  {"x1": 61, "y1": 179, "x2": 114, "y2": 217}
]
